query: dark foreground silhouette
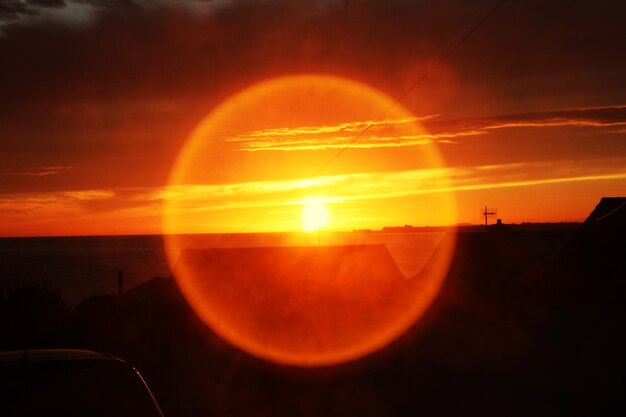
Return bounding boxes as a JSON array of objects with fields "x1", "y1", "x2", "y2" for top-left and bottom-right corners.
[
  {"x1": 0, "y1": 198, "x2": 624, "y2": 416},
  {"x1": 0, "y1": 349, "x2": 163, "y2": 416}
]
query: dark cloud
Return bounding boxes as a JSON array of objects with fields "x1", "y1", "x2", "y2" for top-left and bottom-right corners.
[
  {"x1": 29, "y1": 0, "x2": 65, "y2": 7},
  {"x1": 0, "y1": 0, "x2": 65, "y2": 22},
  {"x1": 0, "y1": 1, "x2": 34, "y2": 21},
  {"x1": 72, "y1": 0, "x2": 141, "y2": 11}
]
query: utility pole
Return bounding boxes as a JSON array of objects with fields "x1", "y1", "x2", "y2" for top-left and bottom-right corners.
[{"x1": 483, "y1": 206, "x2": 497, "y2": 229}]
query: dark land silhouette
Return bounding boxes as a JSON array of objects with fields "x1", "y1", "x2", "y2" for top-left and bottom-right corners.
[{"x1": 1, "y1": 198, "x2": 624, "y2": 416}]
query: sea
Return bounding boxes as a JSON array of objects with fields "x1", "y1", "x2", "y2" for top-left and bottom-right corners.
[{"x1": 0, "y1": 232, "x2": 445, "y2": 304}]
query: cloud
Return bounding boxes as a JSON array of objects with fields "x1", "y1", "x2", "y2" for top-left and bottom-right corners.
[
  {"x1": 0, "y1": 0, "x2": 65, "y2": 22},
  {"x1": 226, "y1": 105, "x2": 626, "y2": 152},
  {"x1": 226, "y1": 116, "x2": 473, "y2": 151},
  {"x1": 154, "y1": 157, "x2": 626, "y2": 210},
  {"x1": 426, "y1": 104, "x2": 626, "y2": 134},
  {"x1": 0, "y1": 0, "x2": 221, "y2": 29},
  {"x1": 0, "y1": 1, "x2": 35, "y2": 22},
  {"x1": 228, "y1": 117, "x2": 431, "y2": 140},
  {"x1": 0, "y1": 188, "x2": 113, "y2": 221},
  {"x1": 21, "y1": 165, "x2": 73, "y2": 176}
]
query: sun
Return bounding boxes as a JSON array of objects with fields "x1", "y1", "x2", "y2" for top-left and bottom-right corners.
[{"x1": 301, "y1": 197, "x2": 329, "y2": 232}]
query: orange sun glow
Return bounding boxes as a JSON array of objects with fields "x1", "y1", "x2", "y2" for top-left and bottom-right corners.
[{"x1": 301, "y1": 197, "x2": 329, "y2": 232}]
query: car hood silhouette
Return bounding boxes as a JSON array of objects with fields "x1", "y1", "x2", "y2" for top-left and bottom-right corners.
[{"x1": 0, "y1": 349, "x2": 163, "y2": 417}]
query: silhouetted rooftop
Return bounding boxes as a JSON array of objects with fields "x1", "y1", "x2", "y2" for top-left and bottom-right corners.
[{"x1": 584, "y1": 197, "x2": 626, "y2": 224}]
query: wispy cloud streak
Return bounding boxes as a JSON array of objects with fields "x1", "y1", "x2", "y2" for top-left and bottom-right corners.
[
  {"x1": 225, "y1": 116, "x2": 455, "y2": 151},
  {"x1": 0, "y1": 189, "x2": 113, "y2": 228},
  {"x1": 21, "y1": 166, "x2": 73, "y2": 177},
  {"x1": 426, "y1": 104, "x2": 626, "y2": 133},
  {"x1": 227, "y1": 104, "x2": 626, "y2": 152},
  {"x1": 155, "y1": 158, "x2": 626, "y2": 211}
]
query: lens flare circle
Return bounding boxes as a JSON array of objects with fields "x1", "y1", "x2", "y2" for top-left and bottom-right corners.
[{"x1": 164, "y1": 74, "x2": 457, "y2": 366}]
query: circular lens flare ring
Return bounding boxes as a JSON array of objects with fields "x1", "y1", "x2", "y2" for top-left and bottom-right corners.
[{"x1": 163, "y1": 73, "x2": 457, "y2": 366}]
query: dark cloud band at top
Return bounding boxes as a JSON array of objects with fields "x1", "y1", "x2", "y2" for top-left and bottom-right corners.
[{"x1": 0, "y1": 0, "x2": 65, "y2": 22}]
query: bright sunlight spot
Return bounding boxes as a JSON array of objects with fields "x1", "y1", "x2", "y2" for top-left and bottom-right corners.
[{"x1": 301, "y1": 197, "x2": 329, "y2": 232}]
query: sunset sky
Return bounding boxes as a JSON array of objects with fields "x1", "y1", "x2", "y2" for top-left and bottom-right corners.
[{"x1": 1, "y1": 0, "x2": 625, "y2": 236}]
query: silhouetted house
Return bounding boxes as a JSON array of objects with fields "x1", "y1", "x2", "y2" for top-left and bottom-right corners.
[
  {"x1": 124, "y1": 276, "x2": 178, "y2": 306},
  {"x1": 553, "y1": 197, "x2": 626, "y2": 305},
  {"x1": 582, "y1": 197, "x2": 626, "y2": 225},
  {"x1": 427, "y1": 231, "x2": 522, "y2": 317},
  {"x1": 488, "y1": 218, "x2": 511, "y2": 233},
  {"x1": 430, "y1": 218, "x2": 580, "y2": 317}
]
